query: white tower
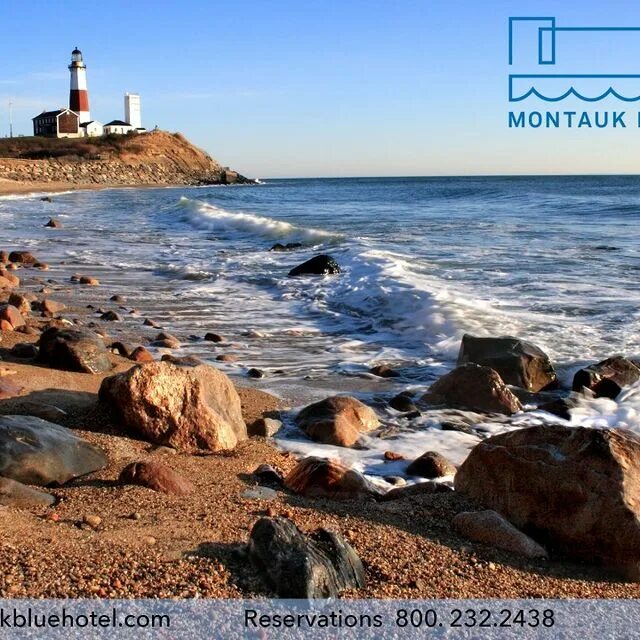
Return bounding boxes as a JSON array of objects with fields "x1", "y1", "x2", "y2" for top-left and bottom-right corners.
[
  {"x1": 124, "y1": 93, "x2": 142, "y2": 129},
  {"x1": 68, "y1": 47, "x2": 90, "y2": 123}
]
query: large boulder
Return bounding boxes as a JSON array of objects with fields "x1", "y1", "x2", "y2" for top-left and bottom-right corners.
[
  {"x1": 0, "y1": 415, "x2": 107, "y2": 486},
  {"x1": 8, "y1": 251, "x2": 37, "y2": 265},
  {"x1": 288, "y1": 255, "x2": 341, "y2": 277},
  {"x1": 422, "y1": 363, "x2": 522, "y2": 415},
  {"x1": 99, "y1": 361, "x2": 247, "y2": 452},
  {"x1": 572, "y1": 356, "x2": 640, "y2": 399},
  {"x1": 38, "y1": 327, "x2": 112, "y2": 374},
  {"x1": 248, "y1": 517, "x2": 365, "y2": 598},
  {"x1": 457, "y1": 334, "x2": 557, "y2": 392},
  {"x1": 296, "y1": 396, "x2": 380, "y2": 447},
  {"x1": 284, "y1": 456, "x2": 378, "y2": 500},
  {"x1": 455, "y1": 424, "x2": 640, "y2": 571}
]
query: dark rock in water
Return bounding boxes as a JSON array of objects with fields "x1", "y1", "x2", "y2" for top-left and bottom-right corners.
[
  {"x1": 537, "y1": 397, "x2": 575, "y2": 420},
  {"x1": 455, "y1": 424, "x2": 640, "y2": 572},
  {"x1": 457, "y1": 334, "x2": 557, "y2": 392},
  {"x1": 119, "y1": 460, "x2": 194, "y2": 496},
  {"x1": 453, "y1": 510, "x2": 548, "y2": 559},
  {"x1": 422, "y1": 363, "x2": 522, "y2": 415},
  {"x1": 161, "y1": 354, "x2": 204, "y2": 367},
  {"x1": 110, "y1": 294, "x2": 126, "y2": 303},
  {"x1": 284, "y1": 456, "x2": 378, "y2": 500},
  {"x1": 406, "y1": 451, "x2": 456, "y2": 478},
  {"x1": 0, "y1": 477, "x2": 55, "y2": 508},
  {"x1": 378, "y1": 481, "x2": 453, "y2": 501},
  {"x1": 389, "y1": 392, "x2": 418, "y2": 413},
  {"x1": 288, "y1": 255, "x2": 340, "y2": 277},
  {"x1": 38, "y1": 327, "x2": 112, "y2": 374},
  {"x1": 296, "y1": 395, "x2": 380, "y2": 448},
  {"x1": 204, "y1": 332, "x2": 224, "y2": 343},
  {"x1": 100, "y1": 310, "x2": 122, "y2": 322},
  {"x1": 573, "y1": 356, "x2": 640, "y2": 399},
  {"x1": 269, "y1": 242, "x2": 303, "y2": 252},
  {"x1": 369, "y1": 364, "x2": 400, "y2": 378},
  {"x1": 247, "y1": 368, "x2": 264, "y2": 379},
  {"x1": 44, "y1": 218, "x2": 62, "y2": 229},
  {"x1": 40, "y1": 196, "x2": 53, "y2": 203},
  {"x1": 11, "y1": 343, "x2": 38, "y2": 359},
  {"x1": 9, "y1": 251, "x2": 37, "y2": 265},
  {"x1": 0, "y1": 415, "x2": 107, "y2": 486},
  {"x1": 248, "y1": 517, "x2": 366, "y2": 598}
]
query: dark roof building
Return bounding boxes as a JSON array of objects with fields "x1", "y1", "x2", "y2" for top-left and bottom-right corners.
[{"x1": 32, "y1": 108, "x2": 80, "y2": 138}]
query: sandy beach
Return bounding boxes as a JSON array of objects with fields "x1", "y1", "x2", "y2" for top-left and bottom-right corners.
[{"x1": 1, "y1": 215, "x2": 640, "y2": 601}]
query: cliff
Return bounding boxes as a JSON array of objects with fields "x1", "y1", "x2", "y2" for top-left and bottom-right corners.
[{"x1": 0, "y1": 130, "x2": 252, "y2": 187}]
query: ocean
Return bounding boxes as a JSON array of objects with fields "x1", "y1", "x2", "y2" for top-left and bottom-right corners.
[{"x1": 2, "y1": 176, "x2": 639, "y2": 483}]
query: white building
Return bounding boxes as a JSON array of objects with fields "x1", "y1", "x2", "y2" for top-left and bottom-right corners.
[
  {"x1": 81, "y1": 120, "x2": 104, "y2": 137},
  {"x1": 103, "y1": 120, "x2": 134, "y2": 135},
  {"x1": 124, "y1": 93, "x2": 142, "y2": 130}
]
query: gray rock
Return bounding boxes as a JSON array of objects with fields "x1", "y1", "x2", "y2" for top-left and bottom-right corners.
[
  {"x1": 0, "y1": 415, "x2": 107, "y2": 485},
  {"x1": 38, "y1": 327, "x2": 112, "y2": 374},
  {"x1": 0, "y1": 477, "x2": 55, "y2": 508},
  {"x1": 248, "y1": 418, "x2": 282, "y2": 438},
  {"x1": 248, "y1": 517, "x2": 365, "y2": 597}
]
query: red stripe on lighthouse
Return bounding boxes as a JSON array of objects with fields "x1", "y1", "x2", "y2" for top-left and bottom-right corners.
[{"x1": 70, "y1": 89, "x2": 89, "y2": 113}]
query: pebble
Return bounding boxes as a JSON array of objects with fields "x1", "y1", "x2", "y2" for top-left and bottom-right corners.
[
  {"x1": 143, "y1": 536, "x2": 157, "y2": 546},
  {"x1": 83, "y1": 515, "x2": 102, "y2": 529}
]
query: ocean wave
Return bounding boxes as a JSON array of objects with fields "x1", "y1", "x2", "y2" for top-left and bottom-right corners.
[
  {"x1": 512, "y1": 86, "x2": 640, "y2": 103},
  {"x1": 570, "y1": 381, "x2": 640, "y2": 431},
  {"x1": 178, "y1": 197, "x2": 343, "y2": 243}
]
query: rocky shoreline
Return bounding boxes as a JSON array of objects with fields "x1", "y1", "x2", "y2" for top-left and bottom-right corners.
[
  {"x1": 1, "y1": 232, "x2": 640, "y2": 598},
  {"x1": 0, "y1": 130, "x2": 254, "y2": 189}
]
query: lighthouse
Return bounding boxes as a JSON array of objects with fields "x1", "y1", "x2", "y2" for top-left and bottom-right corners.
[{"x1": 68, "y1": 47, "x2": 90, "y2": 123}]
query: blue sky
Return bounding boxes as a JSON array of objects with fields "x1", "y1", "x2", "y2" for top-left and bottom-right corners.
[{"x1": 2, "y1": 0, "x2": 640, "y2": 177}]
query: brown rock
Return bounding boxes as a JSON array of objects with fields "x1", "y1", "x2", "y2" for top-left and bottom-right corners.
[
  {"x1": 119, "y1": 460, "x2": 194, "y2": 495},
  {"x1": 248, "y1": 417, "x2": 282, "y2": 437},
  {"x1": 455, "y1": 424, "x2": 640, "y2": 571},
  {"x1": 45, "y1": 218, "x2": 63, "y2": 228},
  {"x1": 384, "y1": 451, "x2": 404, "y2": 461},
  {"x1": 369, "y1": 364, "x2": 400, "y2": 378},
  {"x1": 284, "y1": 456, "x2": 379, "y2": 500},
  {"x1": 33, "y1": 262, "x2": 49, "y2": 271},
  {"x1": 216, "y1": 354, "x2": 238, "y2": 363},
  {"x1": 457, "y1": 334, "x2": 557, "y2": 392},
  {"x1": 78, "y1": 276, "x2": 100, "y2": 286},
  {"x1": 99, "y1": 361, "x2": 247, "y2": 452},
  {"x1": 296, "y1": 396, "x2": 380, "y2": 447},
  {"x1": 8, "y1": 251, "x2": 37, "y2": 265},
  {"x1": 406, "y1": 451, "x2": 456, "y2": 478},
  {"x1": 573, "y1": 356, "x2": 640, "y2": 399},
  {"x1": 8, "y1": 293, "x2": 31, "y2": 315},
  {"x1": 204, "y1": 332, "x2": 224, "y2": 342},
  {"x1": 129, "y1": 346, "x2": 154, "y2": 362},
  {"x1": 0, "y1": 304, "x2": 26, "y2": 330},
  {"x1": 422, "y1": 363, "x2": 522, "y2": 415},
  {"x1": 453, "y1": 510, "x2": 548, "y2": 559},
  {"x1": 41, "y1": 299, "x2": 66, "y2": 316},
  {"x1": 0, "y1": 270, "x2": 19, "y2": 287}
]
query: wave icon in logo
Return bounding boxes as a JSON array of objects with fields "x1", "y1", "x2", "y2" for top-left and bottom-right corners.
[{"x1": 509, "y1": 17, "x2": 640, "y2": 102}]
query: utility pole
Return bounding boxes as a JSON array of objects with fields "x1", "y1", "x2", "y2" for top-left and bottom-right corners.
[{"x1": 8, "y1": 100, "x2": 13, "y2": 138}]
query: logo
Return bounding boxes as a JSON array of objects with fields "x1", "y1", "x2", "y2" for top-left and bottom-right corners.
[{"x1": 508, "y1": 17, "x2": 640, "y2": 128}]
